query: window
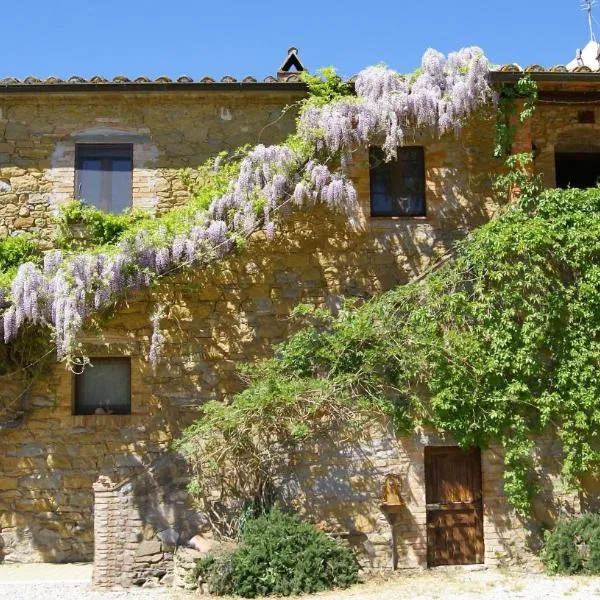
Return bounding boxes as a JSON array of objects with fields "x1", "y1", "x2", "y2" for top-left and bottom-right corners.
[
  {"x1": 74, "y1": 357, "x2": 131, "y2": 415},
  {"x1": 75, "y1": 144, "x2": 133, "y2": 212},
  {"x1": 369, "y1": 146, "x2": 426, "y2": 217},
  {"x1": 555, "y1": 151, "x2": 600, "y2": 189},
  {"x1": 577, "y1": 110, "x2": 595, "y2": 124}
]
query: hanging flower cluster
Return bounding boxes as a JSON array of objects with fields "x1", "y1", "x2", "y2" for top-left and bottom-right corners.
[
  {"x1": 300, "y1": 46, "x2": 490, "y2": 160},
  {"x1": 0, "y1": 47, "x2": 491, "y2": 366},
  {"x1": 0, "y1": 144, "x2": 355, "y2": 362}
]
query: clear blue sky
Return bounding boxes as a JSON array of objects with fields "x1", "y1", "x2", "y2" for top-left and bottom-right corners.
[{"x1": 1, "y1": 1, "x2": 597, "y2": 80}]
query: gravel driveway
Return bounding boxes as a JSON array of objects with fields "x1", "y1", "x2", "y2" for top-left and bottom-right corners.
[{"x1": 1, "y1": 563, "x2": 600, "y2": 599}]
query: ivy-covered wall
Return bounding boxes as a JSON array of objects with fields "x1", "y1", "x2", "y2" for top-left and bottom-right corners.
[
  {"x1": 2, "y1": 88, "x2": 591, "y2": 568},
  {"x1": 0, "y1": 94, "x2": 501, "y2": 562}
]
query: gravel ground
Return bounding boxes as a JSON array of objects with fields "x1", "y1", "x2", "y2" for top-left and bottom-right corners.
[
  {"x1": 0, "y1": 563, "x2": 184, "y2": 600},
  {"x1": 1, "y1": 563, "x2": 600, "y2": 599},
  {"x1": 296, "y1": 567, "x2": 600, "y2": 599}
]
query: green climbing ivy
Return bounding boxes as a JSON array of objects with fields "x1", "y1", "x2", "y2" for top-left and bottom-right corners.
[
  {"x1": 0, "y1": 234, "x2": 43, "y2": 288},
  {"x1": 178, "y1": 164, "x2": 600, "y2": 519},
  {"x1": 52, "y1": 154, "x2": 244, "y2": 251},
  {"x1": 494, "y1": 75, "x2": 538, "y2": 157},
  {"x1": 53, "y1": 199, "x2": 150, "y2": 249}
]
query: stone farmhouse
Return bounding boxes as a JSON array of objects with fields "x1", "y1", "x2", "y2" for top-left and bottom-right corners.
[{"x1": 0, "y1": 46, "x2": 599, "y2": 585}]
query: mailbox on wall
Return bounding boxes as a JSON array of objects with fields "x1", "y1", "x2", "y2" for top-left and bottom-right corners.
[{"x1": 380, "y1": 474, "x2": 404, "y2": 515}]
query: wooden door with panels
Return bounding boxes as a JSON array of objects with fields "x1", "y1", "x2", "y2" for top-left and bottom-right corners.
[{"x1": 425, "y1": 446, "x2": 484, "y2": 566}]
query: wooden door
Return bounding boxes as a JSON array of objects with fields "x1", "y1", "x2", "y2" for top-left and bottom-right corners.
[{"x1": 425, "y1": 446, "x2": 484, "y2": 566}]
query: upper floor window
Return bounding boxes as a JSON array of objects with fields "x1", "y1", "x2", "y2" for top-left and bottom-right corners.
[
  {"x1": 555, "y1": 151, "x2": 600, "y2": 189},
  {"x1": 369, "y1": 146, "x2": 426, "y2": 217},
  {"x1": 75, "y1": 144, "x2": 133, "y2": 212},
  {"x1": 74, "y1": 357, "x2": 131, "y2": 415}
]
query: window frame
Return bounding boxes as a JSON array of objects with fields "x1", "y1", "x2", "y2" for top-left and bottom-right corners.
[
  {"x1": 73, "y1": 356, "x2": 132, "y2": 416},
  {"x1": 74, "y1": 143, "x2": 133, "y2": 213},
  {"x1": 369, "y1": 146, "x2": 427, "y2": 218}
]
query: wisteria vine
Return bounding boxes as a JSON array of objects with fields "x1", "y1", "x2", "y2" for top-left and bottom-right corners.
[{"x1": 0, "y1": 47, "x2": 493, "y2": 367}]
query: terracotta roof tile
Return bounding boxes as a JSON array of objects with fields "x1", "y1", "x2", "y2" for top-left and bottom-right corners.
[
  {"x1": 0, "y1": 49, "x2": 310, "y2": 89},
  {"x1": 493, "y1": 63, "x2": 600, "y2": 74},
  {"x1": 6, "y1": 47, "x2": 600, "y2": 90}
]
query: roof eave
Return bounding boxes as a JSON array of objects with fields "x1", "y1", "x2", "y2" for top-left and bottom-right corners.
[
  {"x1": 0, "y1": 81, "x2": 310, "y2": 94},
  {"x1": 489, "y1": 71, "x2": 600, "y2": 84}
]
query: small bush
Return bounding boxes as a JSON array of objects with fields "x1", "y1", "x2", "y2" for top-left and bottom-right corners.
[
  {"x1": 194, "y1": 509, "x2": 359, "y2": 597},
  {"x1": 0, "y1": 234, "x2": 42, "y2": 286},
  {"x1": 53, "y1": 199, "x2": 149, "y2": 248},
  {"x1": 541, "y1": 513, "x2": 600, "y2": 575}
]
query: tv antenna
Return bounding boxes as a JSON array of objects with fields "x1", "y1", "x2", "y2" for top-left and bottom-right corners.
[{"x1": 582, "y1": 0, "x2": 597, "y2": 42}]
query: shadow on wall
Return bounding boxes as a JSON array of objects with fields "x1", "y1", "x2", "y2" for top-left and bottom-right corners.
[
  {"x1": 128, "y1": 453, "x2": 205, "y2": 548},
  {"x1": 91, "y1": 450, "x2": 207, "y2": 588},
  {"x1": 0, "y1": 173, "x2": 493, "y2": 564},
  {"x1": 0, "y1": 393, "x2": 200, "y2": 563},
  {"x1": 93, "y1": 424, "x2": 428, "y2": 580},
  {"x1": 481, "y1": 437, "x2": 600, "y2": 568},
  {"x1": 278, "y1": 424, "x2": 428, "y2": 570}
]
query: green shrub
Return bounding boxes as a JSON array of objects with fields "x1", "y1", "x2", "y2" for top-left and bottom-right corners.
[
  {"x1": 194, "y1": 509, "x2": 359, "y2": 597},
  {"x1": 541, "y1": 513, "x2": 600, "y2": 575},
  {"x1": 53, "y1": 199, "x2": 150, "y2": 248},
  {"x1": 0, "y1": 234, "x2": 43, "y2": 286}
]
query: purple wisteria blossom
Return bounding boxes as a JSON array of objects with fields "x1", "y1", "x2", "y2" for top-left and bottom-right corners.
[
  {"x1": 0, "y1": 47, "x2": 491, "y2": 366},
  {"x1": 302, "y1": 46, "x2": 491, "y2": 159}
]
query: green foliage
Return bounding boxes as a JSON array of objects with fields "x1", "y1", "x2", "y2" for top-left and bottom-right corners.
[
  {"x1": 494, "y1": 75, "x2": 538, "y2": 157},
  {"x1": 300, "y1": 67, "x2": 352, "y2": 108},
  {"x1": 0, "y1": 234, "x2": 43, "y2": 287},
  {"x1": 180, "y1": 177, "x2": 600, "y2": 518},
  {"x1": 194, "y1": 509, "x2": 359, "y2": 597},
  {"x1": 181, "y1": 150, "x2": 244, "y2": 214},
  {"x1": 52, "y1": 154, "x2": 242, "y2": 253},
  {"x1": 53, "y1": 199, "x2": 149, "y2": 249},
  {"x1": 493, "y1": 152, "x2": 542, "y2": 202},
  {"x1": 541, "y1": 513, "x2": 600, "y2": 575}
]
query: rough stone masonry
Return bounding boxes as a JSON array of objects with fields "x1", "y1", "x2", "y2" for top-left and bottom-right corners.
[{"x1": 0, "y1": 68, "x2": 597, "y2": 578}]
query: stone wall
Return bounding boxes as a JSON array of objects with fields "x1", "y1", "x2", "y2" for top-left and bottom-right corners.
[
  {"x1": 1, "y1": 87, "x2": 583, "y2": 570},
  {"x1": 0, "y1": 89, "x2": 302, "y2": 245},
  {"x1": 282, "y1": 427, "x2": 585, "y2": 571},
  {"x1": 532, "y1": 102, "x2": 600, "y2": 187},
  {"x1": 92, "y1": 454, "x2": 200, "y2": 589},
  {"x1": 89, "y1": 423, "x2": 589, "y2": 588}
]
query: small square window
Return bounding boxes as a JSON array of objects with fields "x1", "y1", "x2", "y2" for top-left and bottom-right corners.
[
  {"x1": 74, "y1": 357, "x2": 131, "y2": 415},
  {"x1": 369, "y1": 146, "x2": 426, "y2": 217},
  {"x1": 75, "y1": 144, "x2": 133, "y2": 213},
  {"x1": 578, "y1": 110, "x2": 595, "y2": 124}
]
